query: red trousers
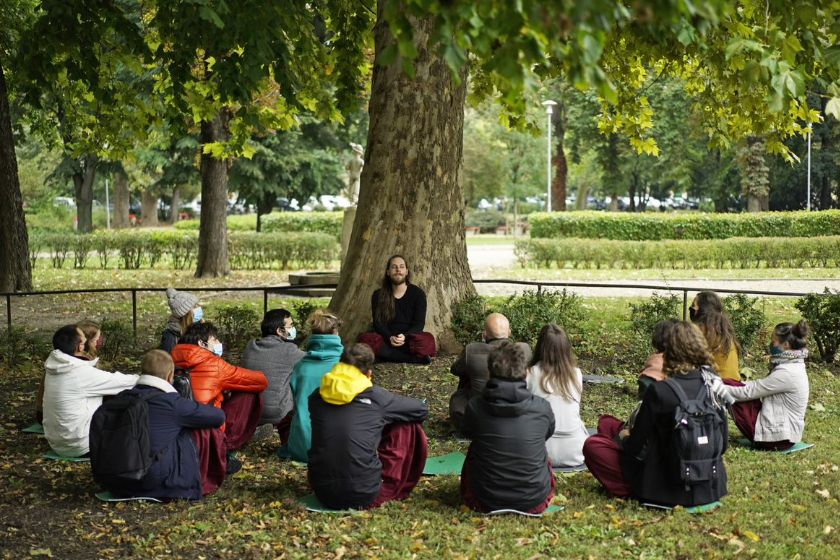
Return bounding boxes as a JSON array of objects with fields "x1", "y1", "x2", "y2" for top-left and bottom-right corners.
[
  {"x1": 460, "y1": 456, "x2": 556, "y2": 514},
  {"x1": 357, "y1": 332, "x2": 436, "y2": 364},
  {"x1": 582, "y1": 415, "x2": 633, "y2": 498},
  {"x1": 192, "y1": 391, "x2": 264, "y2": 496},
  {"x1": 723, "y1": 379, "x2": 793, "y2": 450},
  {"x1": 368, "y1": 422, "x2": 428, "y2": 508}
]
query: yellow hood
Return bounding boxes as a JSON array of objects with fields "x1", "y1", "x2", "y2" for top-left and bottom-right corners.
[{"x1": 319, "y1": 362, "x2": 373, "y2": 405}]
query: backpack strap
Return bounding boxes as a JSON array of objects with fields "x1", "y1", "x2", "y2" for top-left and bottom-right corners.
[{"x1": 663, "y1": 377, "x2": 690, "y2": 404}]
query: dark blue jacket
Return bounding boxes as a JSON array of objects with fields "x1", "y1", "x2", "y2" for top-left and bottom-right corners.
[{"x1": 107, "y1": 378, "x2": 225, "y2": 500}]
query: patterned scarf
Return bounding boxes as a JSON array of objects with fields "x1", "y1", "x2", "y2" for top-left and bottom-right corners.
[{"x1": 769, "y1": 348, "x2": 808, "y2": 369}]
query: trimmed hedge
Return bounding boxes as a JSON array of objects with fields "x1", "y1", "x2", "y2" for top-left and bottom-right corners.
[
  {"x1": 261, "y1": 212, "x2": 342, "y2": 238},
  {"x1": 516, "y1": 236, "x2": 840, "y2": 269},
  {"x1": 173, "y1": 214, "x2": 258, "y2": 231},
  {"x1": 529, "y1": 210, "x2": 840, "y2": 240},
  {"x1": 29, "y1": 230, "x2": 338, "y2": 270}
]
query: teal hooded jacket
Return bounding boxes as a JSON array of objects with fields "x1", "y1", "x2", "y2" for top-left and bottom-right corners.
[{"x1": 278, "y1": 334, "x2": 343, "y2": 462}]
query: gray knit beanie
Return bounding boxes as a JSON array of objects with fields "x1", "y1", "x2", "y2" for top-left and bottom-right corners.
[{"x1": 166, "y1": 288, "x2": 199, "y2": 318}]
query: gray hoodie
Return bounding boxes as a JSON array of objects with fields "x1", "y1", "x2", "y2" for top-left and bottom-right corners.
[{"x1": 241, "y1": 335, "x2": 306, "y2": 424}]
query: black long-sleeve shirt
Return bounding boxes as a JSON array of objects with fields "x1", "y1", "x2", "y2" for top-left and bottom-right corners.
[{"x1": 371, "y1": 284, "x2": 427, "y2": 338}]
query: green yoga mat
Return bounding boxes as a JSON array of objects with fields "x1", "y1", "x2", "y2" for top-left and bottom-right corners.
[
  {"x1": 299, "y1": 494, "x2": 358, "y2": 514},
  {"x1": 22, "y1": 423, "x2": 45, "y2": 434},
  {"x1": 487, "y1": 504, "x2": 564, "y2": 517},
  {"x1": 735, "y1": 438, "x2": 814, "y2": 454},
  {"x1": 42, "y1": 450, "x2": 89, "y2": 462},
  {"x1": 642, "y1": 501, "x2": 722, "y2": 514},
  {"x1": 95, "y1": 491, "x2": 162, "y2": 503},
  {"x1": 422, "y1": 452, "x2": 466, "y2": 476}
]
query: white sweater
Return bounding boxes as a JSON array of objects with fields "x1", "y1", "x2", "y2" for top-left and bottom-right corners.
[
  {"x1": 725, "y1": 360, "x2": 809, "y2": 443},
  {"x1": 526, "y1": 364, "x2": 589, "y2": 467},
  {"x1": 42, "y1": 350, "x2": 138, "y2": 457}
]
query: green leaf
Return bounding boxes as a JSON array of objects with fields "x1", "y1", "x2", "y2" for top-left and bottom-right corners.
[
  {"x1": 826, "y1": 97, "x2": 840, "y2": 121},
  {"x1": 198, "y1": 6, "x2": 225, "y2": 29}
]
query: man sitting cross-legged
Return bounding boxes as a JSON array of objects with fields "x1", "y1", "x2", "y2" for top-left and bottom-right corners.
[
  {"x1": 460, "y1": 340, "x2": 556, "y2": 514},
  {"x1": 171, "y1": 322, "x2": 268, "y2": 494},
  {"x1": 43, "y1": 325, "x2": 139, "y2": 458},
  {"x1": 357, "y1": 255, "x2": 436, "y2": 364},
  {"x1": 91, "y1": 350, "x2": 225, "y2": 500},
  {"x1": 448, "y1": 313, "x2": 532, "y2": 432},
  {"x1": 308, "y1": 343, "x2": 429, "y2": 510}
]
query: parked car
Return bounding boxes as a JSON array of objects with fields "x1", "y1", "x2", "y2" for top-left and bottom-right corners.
[{"x1": 53, "y1": 196, "x2": 76, "y2": 209}]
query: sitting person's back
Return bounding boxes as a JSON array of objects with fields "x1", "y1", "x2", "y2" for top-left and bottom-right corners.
[
  {"x1": 690, "y1": 291, "x2": 741, "y2": 381},
  {"x1": 460, "y1": 341, "x2": 555, "y2": 513},
  {"x1": 526, "y1": 324, "x2": 588, "y2": 467},
  {"x1": 241, "y1": 309, "x2": 305, "y2": 436},
  {"x1": 91, "y1": 350, "x2": 225, "y2": 500},
  {"x1": 308, "y1": 343, "x2": 428, "y2": 509},
  {"x1": 449, "y1": 313, "x2": 531, "y2": 431},
  {"x1": 43, "y1": 325, "x2": 138, "y2": 457},
  {"x1": 636, "y1": 319, "x2": 677, "y2": 399},
  {"x1": 279, "y1": 310, "x2": 344, "y2": 463}
]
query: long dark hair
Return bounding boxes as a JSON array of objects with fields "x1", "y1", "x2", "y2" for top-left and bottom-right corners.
[
  {"x1": 529, "y1": 324, "x2": 580, "y2": 401},
  {"x1": 691, "y1": 291, "x2": 740, "y2": 357},
  {"x1": 375, "y1": 255, "x2": 410, "y2": 325}
]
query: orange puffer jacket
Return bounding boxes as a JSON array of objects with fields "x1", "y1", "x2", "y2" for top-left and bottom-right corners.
[{"x1": 170, "y1": 344, "x2": 268, "y2": 409}]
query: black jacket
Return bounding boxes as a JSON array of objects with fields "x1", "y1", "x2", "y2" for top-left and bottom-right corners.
[
  {"x1": 371, "y1": 284, "x2": 427, "y2": 338},
  {"x1": 461, "y1": 378, "x2": 554, "y2": 511},
  {"x1": 100, "y1": 378, "x2": 225, "y2": 501},
  {"x1": 308, "y1": 368, "x2": 428, "y2": 509},
  {"x1": 621, "y1": 369, "x2": 728, "y2": 506}
]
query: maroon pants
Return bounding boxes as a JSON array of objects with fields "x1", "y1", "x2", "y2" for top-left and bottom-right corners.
[
  {"x1": 192, "y1": 391, "x2": 264, "y2": 496},
  {"x1": 368, "y1": 422, "x2": 429, "y2": 508},
  {"x1": 357, "y1": 332, "x2": 436, "y2": 364},
  {"x1": 723, "y1": 379, "x2": 793, "y2": 451},
  {"x1": 582, "y1": 415, "x2": 633, "y2": 498},
  {"x1": 460, "y1": 456, "x2": 556, "y2": 514},
  {"x1": 192, "y1": 427, "x2": 227, "y2": 496}
]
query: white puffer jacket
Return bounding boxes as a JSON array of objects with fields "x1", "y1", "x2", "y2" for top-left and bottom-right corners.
[{"x1": 42, "y1": 350, "x2": 138, "y2": 457}]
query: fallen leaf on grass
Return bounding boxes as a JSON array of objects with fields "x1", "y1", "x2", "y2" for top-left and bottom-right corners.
[
  {"x1": 810, "y1": 403, "x2": 826, "y2": 412},
  {"x1": 728, "y1": 537, "x2": 745, "y2": 554},
  {"x1": 825, "y1": 526, "x2": 834, "y2": 535},
  {"x1": 29, "y1": 549, "x2": 52, "y2": 557},
  {"x1": 816, "y1": 489, "x2": 831, "y2": 499},
  {"x1": 742, "y1": 530, "x2": 760, "y2": 542}
]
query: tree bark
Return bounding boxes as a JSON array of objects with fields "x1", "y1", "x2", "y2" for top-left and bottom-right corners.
[
  {"x1": 73, "y1": 155, "x2": 98, "y2": 232},
  {"x1": 328, "y1": 3, "x2": 473, "y2": 347},
  {"x1": 141, "y1": 188, "x2": 160, "y2": 227},
  {"x1": 0, "y1": 58, "x2": 32, "y2": 292},
  {"x1": 112, "y1": 169, "x2": 130, "y2": 228},
  {"x1": 550, "y1": 102, "x2": 567, "y2": 211},
  {"x1": 195, "y1": 109, "x2": 231, "y2": 277},
  {"x1": 170, "y1": 186, "x2": 181, "y2": 224}
]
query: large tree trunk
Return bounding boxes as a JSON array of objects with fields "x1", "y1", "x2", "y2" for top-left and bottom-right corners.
[
  {"x1": 0, "y1": 59, "x2": 32, "y2": 292},
  {"x1": 737, "y1": 136, "x2": 769, "y2": 213},
  {"x1": 329, "y1": 3, "x2": 472, "y2": 347},
  {"x1": 73, "y1": 155, "x2": 98, "y2": 232},
  {"x1": 195, "y1": 109, "x2": 231, "y2": 277},
  {"x1": 550, "y1": 102, "x2": 567, "y2": 211},
  {"x1": 112, "y1": 169, "x2": 130, "y2": 228},
  {"x1": 170, "y1": 186, "x2": 181, "y2": 224},
  {"x1": 141, "y1": 188, "x2": 159, "y2": 227}
]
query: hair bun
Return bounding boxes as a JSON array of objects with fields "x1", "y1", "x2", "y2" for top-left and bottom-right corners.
[{"x1": 792, "y1": 319, "x2": 809, "y2": 340}]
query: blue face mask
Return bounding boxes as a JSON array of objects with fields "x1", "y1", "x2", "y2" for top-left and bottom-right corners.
[
  {"x1": 285, "y1": 326, "x2": 297, "y2": 341},
  {"x1": 769, "y1": 344, "x2": 784, "y2": 356},
  {"x1": 192, "y1": 306, "x2": 204, "y2": 322},
  {"x1": 212, "y1": 342, "x2": 223, "y2": 356}
]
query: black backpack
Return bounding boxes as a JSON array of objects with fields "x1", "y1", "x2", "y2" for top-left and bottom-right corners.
[
  {"x1": 90, "y1": 389, "x2": 162, "y2": 484},
  {"x1": 172, "y1": 367, "x2": 194, "y2": 401},
  {"x1": 663, "y1": 376, "x2": 728, "y2": 490}
]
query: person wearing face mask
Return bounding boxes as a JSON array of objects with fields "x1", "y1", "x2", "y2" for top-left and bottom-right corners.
[
  {"x1": 160, "y1": 288, "x2": 204, "y2": 353},
  {"x1": 710, "y1": 320, "x2": 810, "y2": 451},
  {"x1": 241, "y1": 309, "x2": 306, "y2": 443},
  {"x1": 42, "y1": 325, "x2": 138, "y2": 458},
  {"x1": 689, "y1": 291, "x2": 741, "y2": 381},
  {"x1": 171, "y1": 322, "x2": 268, "y2": 494}
]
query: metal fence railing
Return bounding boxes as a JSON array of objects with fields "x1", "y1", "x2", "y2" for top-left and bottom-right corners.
[{"x1": 2, "y1": 279, "x2": 820, "y2": 345}]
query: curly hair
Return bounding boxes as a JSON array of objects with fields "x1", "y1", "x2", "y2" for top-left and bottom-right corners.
[
  {"x1": 663, "y1": 322, "x2": 715, "y2": 375},
  {"x1": 691, "y1": 291, "x2": 740, "y2": 357}
]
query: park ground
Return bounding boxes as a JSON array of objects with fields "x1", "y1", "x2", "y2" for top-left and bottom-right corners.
[{"x1": 1, "y1": 255, "x2": 839, "y2": 558}]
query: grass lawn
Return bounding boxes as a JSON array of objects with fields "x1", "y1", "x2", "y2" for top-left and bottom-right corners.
[
  {"x1": 465, "y1": 234, "x2": 518, "y2": 246},
  {"x1": 478, "y1": 266, "x2": 840, "y2": 281},
  {"x1": 1, "y1": 265, "x2": 838, "y2": 557}
]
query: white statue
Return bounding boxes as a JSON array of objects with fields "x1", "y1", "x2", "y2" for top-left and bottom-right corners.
[{"x1": 344, "y1": 143, "x2": 364, "y2": 205}]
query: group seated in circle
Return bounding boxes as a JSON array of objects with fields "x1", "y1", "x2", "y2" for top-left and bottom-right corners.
[{"x1": 37, "y1": 262, "x2": 812, "y2": 510}]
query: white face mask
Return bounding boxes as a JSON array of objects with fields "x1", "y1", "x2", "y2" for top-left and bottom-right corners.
[
  {"x1": 285, "y1": 326, "x2": 297, "y2": 340},
  {"x1": 192, "y1": 306, "x2": 204, "y2": 322},
  {"x1": 212, "y1": 342, "x2": 223, "y2": 356}
]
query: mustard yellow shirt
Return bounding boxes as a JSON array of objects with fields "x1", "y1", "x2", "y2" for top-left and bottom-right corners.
[{"x1": 713, "y1": 345, "x2": 740, "y2": 381}]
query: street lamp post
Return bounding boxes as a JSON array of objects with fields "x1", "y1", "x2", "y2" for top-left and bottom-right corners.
[
  {"x1": 542, "y1": 100, "x2": 557, "y2": 212},
  {"x1": 806, "y1": 130, "x2": 812, "y2": 211},
  {"x1": 105, "y1": 176, "x2": 111, "y2": 229}
]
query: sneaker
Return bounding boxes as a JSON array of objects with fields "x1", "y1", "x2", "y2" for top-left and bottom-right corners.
[{"x1": 226, "y1": 452, "x2": 242, "y2": 475}]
